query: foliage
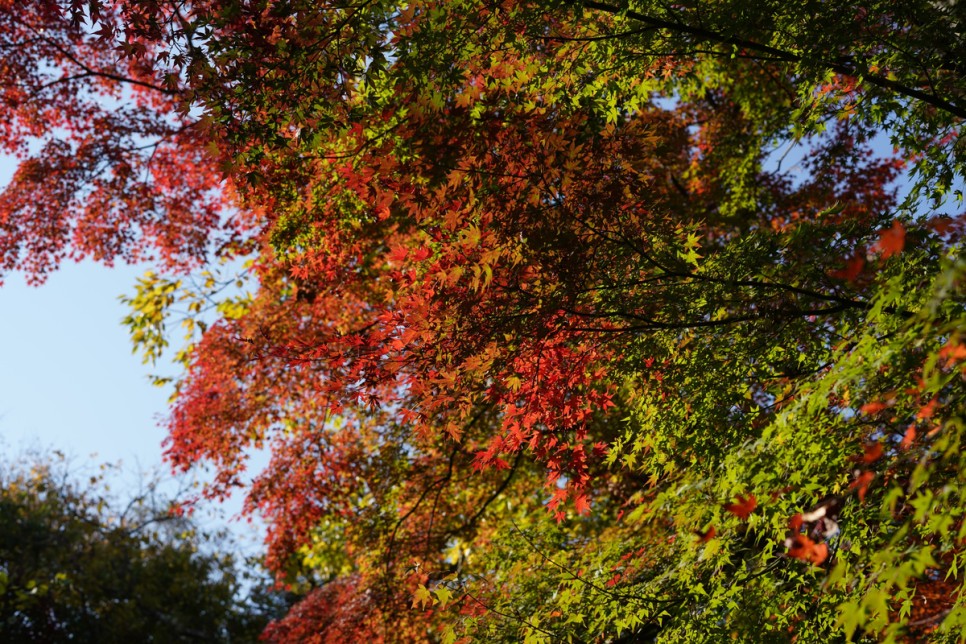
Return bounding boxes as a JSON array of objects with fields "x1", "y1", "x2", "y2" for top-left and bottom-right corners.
[
  {"x1": 0, "y1": 452, "x2": 279, "y2": 642},
  {"x1": 0, "y1": 0, "x2": 245, "y2": 283},
  {"x1": 2, "y1": 0, "x2": 966, "y2": 641}
]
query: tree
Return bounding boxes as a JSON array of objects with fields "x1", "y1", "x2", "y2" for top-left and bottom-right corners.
[
  {"x1": 0, "y1": 0, "x2": 243, "y2": 283},
  {"x1": 0, "y1": 452, "x2": 279, "y2": 642},
  {"x1": 2, "y1": 0, "x2": 965, "y2": 641}
]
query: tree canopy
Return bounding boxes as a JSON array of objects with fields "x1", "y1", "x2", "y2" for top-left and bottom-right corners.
[
  {"x1": 2, "y1": 0, "x2": 965, "y2": 641},
  {"x1": 0, "y1": 452, "x2": 278, "y2": 642}
]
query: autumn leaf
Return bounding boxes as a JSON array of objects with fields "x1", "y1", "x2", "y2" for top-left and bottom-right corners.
[
  {"x1": 412, "y1": 584, "x2": 435, "y2": 610},
  {"x1": 927, "y1": 213, "x2": 964, "y2": 236},
  {"x1": 724, "y1": 494, "x2": 757, "y2": 520},
  {"x1": 858, "y1": 442, "x2": 883, "y2": 464},
  {"x1": 917, "y1": 398, "x2": 938, "y2": 420},
  {"x1": 829, "y1": 255, "x2": 865, "y2": 281},
  {"x1": 434, "y1": 585, "x2": 454, "y2": 608},
  {"x1": 939, "y1": 342, "x2": 966, "y2": 367},
  {"x1": 900, "y1": 425, "x2": 917, "y2": 450},
  {"x1": 875, "y1": 220, "x2": 906, "y2": 258},
  {"x1": 786, "y1": 534, "x2": 829, "y2": 565},
  {"x1": 859, "y1": 401, "x2": 887, "y2": 415},
  {"x1": 850, "y1": 471, "x2": 876, "y2": 503},
  {"x1": 695, "y1": 526, "x2": 716, "y2": 543}
]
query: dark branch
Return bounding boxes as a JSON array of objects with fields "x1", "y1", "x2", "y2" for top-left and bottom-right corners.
[{"x1": 583, "y1": 1, "x2": 966, "y2": 120}]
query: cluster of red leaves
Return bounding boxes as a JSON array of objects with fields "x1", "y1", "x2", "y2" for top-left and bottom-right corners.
[
  {"x1": 901, "y1": 573, "x2": 961, "y2": 640},
  {"x1": 260, "y1": 576, "x2": 391, "y2": 644},
  {"x1": 0, "y1": 0, "x2": 243, "y2": 283}
]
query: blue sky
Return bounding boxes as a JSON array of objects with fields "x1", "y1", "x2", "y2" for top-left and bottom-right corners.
[
  {"x1": 0, "y1": 156, "x2": 263, "y2": 552},
  {"x1": 0, "y1": 257, "x2": 265, "y2": 551},
  {"x1": 0, "y1": 153, "x2": 173, "y2": 467},
  {"x1": 0, "y1": 261, "x2": 171, "y2": 466}
]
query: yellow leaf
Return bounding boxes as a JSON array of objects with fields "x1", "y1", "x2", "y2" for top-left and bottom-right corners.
[
  {"x1": 412, "y1": 584, "x2": 435, "y2": 609},
  {"x1": 434, "y1": 585, "x2": 454, "y2": 608}
]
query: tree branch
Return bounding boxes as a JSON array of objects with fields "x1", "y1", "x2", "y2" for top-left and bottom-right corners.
[{"x1": 583, "y1": 1, "x2": 966, "y2": 120}]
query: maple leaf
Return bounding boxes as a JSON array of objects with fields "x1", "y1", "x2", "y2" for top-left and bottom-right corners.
[
  {"x1": 547, "y1": 487, "x2": 568, "y2": 513},
  {"x1": 858, "y1": 442, "x2": 883, "y2": 464},
  {"x1": 786, "y1": 535, "x2": 829, "y2": 565},
  {"x1": 724, "y1": 494, "x2": 757, "y2": 520},
  {"x1": 492, "y1": 457, "x2": 511, "y2": 470},
  {"x1": 927, "y1": 215, "x2": 963, "y2": 236},
  {"x1": 412, "y1": 585, "x2": 435, "y2": 610},
  {"x1": 917, "y1": 398, "x2": 938, "y2": 419},
  {"x1": 829, "y1": 255, "x2": 865, "y2": 281},
  {"x1": 939, "y1": 342, "x2": 966, "y2": 366},
  {"x1": 875, "y1": 220, "x2": 906, "y2": 258},
  {"x1": 850, "y1": 471, "x2": 875, "y2": 503},
  {"x1": 859, "y1": 401, "x2": 887, "y2": 415},
  {"x1": 433, "y1": 585, "x2": 454, "y2": 608},
  {"x1": 900, "y1": 425, "x2": 917, "y2": 450},
  {"x1": 695, "y1": 526, "x2": 716, "y2": 543}
]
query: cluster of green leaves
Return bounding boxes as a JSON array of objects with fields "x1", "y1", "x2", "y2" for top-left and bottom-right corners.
[
  {"x1": 458, "y1": 253, "x2": 965, "y2": 642},
  {"x1": 0, "y1": 452, "x2": 283, "y2": 642}
]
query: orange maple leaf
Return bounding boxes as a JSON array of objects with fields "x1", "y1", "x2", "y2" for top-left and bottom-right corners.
[
  {"x1": 939, "y1": 342, "x2": 966, "y2": 367},
  {"x1": 724, "y1": 494, "x2": 757, "y2": 520},
  {"x1": 787, "y1": 534, "x2": 829, "y2": 565},
  {"x1": 695, "y1": 526, "x2": 716, "y2": 543},
  {"x1": 875, "y1": 220, "x2": 905, "y2": 258},
  {"x1": 900, "y1": 425, "x2": 917, "y2": 450},
  {"x1": 917, "y1": 398, "x2": 938, "y2": 420},
  {"x1": 859, "y1": 442, "x2": 883, "y2": 464},
  {"x1": 850, "y1": 471, "x2": 875, "y2": 503},
  {"x1": 859, "y1": 401, "x2": 887, "y2": 415}
]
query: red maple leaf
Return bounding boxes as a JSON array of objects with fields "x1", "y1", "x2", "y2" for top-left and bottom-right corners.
[
  {"x1": 875, "y1": 220, "x2": 905, "y2": 258},
  {"x1": 724, "y1": 494, "x2": 757, "y2": 520},
  {"x1": 858, "y1": 442, "x2": 883, "y2": 464},
  {"x1": 695, "y1": 526, "x2": 716, "y2": 543},
  {"x1": 787, "y1": 534, "x2": 829, "y2": 565},
  {"x1": 850, "y1": 471, "x2": 875, "y2": 503},
  {"x1": 829, "y1": 254, "x2": 865, "y2": 281}
]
